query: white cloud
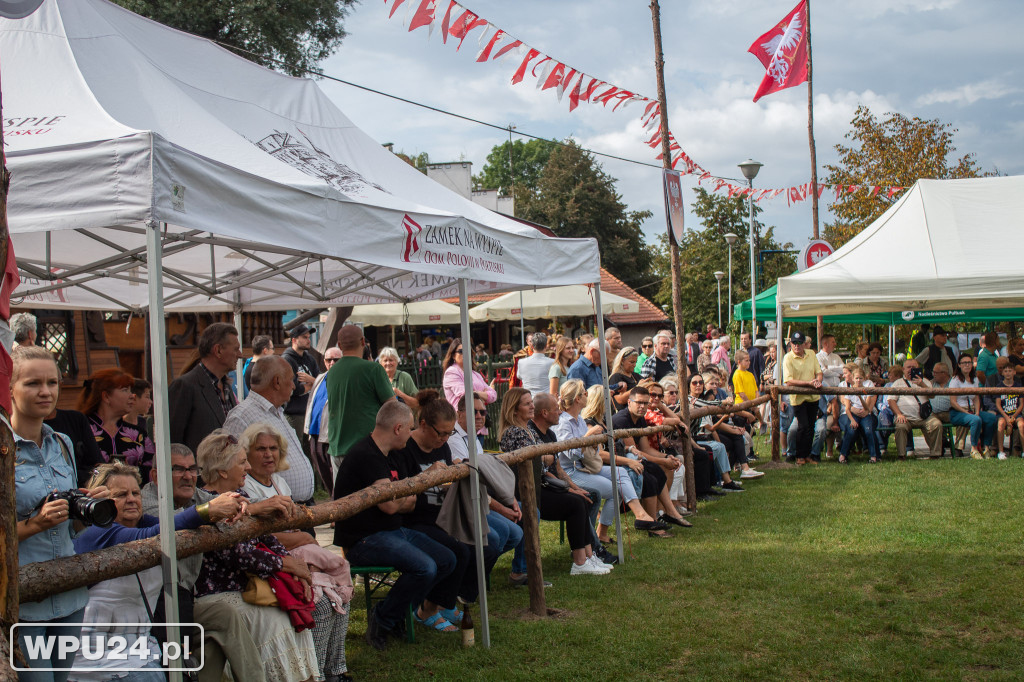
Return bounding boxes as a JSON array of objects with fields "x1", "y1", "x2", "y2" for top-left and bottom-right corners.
[{"x1": 916, "y1": 79, "x2": 1019, "y2": 106}]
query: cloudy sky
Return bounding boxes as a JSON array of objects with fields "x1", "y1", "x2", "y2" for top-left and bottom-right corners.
[{"x1": 318, "y1": 0, "x2": 1020, "y2": 248}]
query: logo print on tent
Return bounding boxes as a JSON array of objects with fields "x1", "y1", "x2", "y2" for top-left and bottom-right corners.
[
  {"x1": 252, "y1": 129, "x2": 388, "y2": 198},
  {"x1": 402, "y1": 214, "x2": 424, "y2": 263}
]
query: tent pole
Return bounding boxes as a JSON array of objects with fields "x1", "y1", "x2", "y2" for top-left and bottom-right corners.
[
  {"x1": 458, "y1": 279, "x2": 490, "y2": 647},
  {"x1": 148, "y1": 221, "x2": 182, "y2": 682},
  {"x1": 593, "y1": 283, "x2": 624, "y2": 563},
  {"x1": 233, "y1": 297, "x2": 244, "y2": 403}
]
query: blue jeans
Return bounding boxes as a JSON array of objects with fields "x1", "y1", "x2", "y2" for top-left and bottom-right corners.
[
  {"x1": 485, "y1": 511, "x2": 523, "y2": 571},
  {"x1": 951, "y1": 409, "x2": 999, "y2": 449},
  {"x1": 346, "y1": 528, "x2": 456, "y2": 631},
  {"x1": 510, "y1": 507, "x2": 539, "y2": 575},
  {"x1": 788, "y1": 413, "x2": 827, "y2": 458},
  {"x1": 839, "y1": 413, "x2": 878, "y2": 458},
  {"x1": 116, "y1": 660, "x2": 166, "y2": 682},
  {"x1": 15, "y1": 609, "x2": 85, "y2": 682}
]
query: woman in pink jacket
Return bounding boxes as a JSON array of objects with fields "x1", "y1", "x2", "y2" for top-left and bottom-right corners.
[{"x1": 442, "y1": 338, "x2": 497, "y2": 435}]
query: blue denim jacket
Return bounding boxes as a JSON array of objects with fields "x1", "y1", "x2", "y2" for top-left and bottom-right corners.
[{"x1": 15, "y1": 425, "x2": 89, "y2": 621}]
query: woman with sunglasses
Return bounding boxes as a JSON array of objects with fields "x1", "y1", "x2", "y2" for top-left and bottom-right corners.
[
  {"x1": 442, "y1": 338, "x2": 497, "y2": 437},
  {"x1": 687, "y1": 375, "x2": 746, "y2": 492}
]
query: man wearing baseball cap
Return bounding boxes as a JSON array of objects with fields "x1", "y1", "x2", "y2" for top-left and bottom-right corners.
[
  {"x1": 914, "y1": 326, "x2": 957, "y2": 381},
  {"x1": 783, "y1": 330, "x2": 823, "y2": 465}
]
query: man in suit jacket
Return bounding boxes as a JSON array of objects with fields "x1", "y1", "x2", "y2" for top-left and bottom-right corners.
[{"x1": 168, "y1": 323, "x2": 244, "y2": 454}]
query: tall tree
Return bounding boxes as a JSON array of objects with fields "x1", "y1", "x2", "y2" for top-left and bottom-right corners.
[
  {"x1": 652, "y1": 188, "x2": 794, "y2": 330},
  {"x1": 113, "y1": 0, "x2": 356, "y2": 77},
  {"x1": 473, "y1": 138, "x2": 559, "y2": 197},
  {"x1": 824, "y1": 105, "x2": 988, "y2": 248},
  {"x1": 516, "y1": 140, "x2": 655, "y2": 292}
]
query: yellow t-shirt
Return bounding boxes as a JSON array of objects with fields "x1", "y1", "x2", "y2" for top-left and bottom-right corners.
[
  {"x1": 732, "y1": 369, "x2": 758, "y2": 403},
  {"x1": 783, "y1": 350, "x2": 821, "y2": 405}
]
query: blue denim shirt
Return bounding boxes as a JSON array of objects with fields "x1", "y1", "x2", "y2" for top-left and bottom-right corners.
[
  {"x1": 15, "y1": 425, "x2": 89, "y2": 621},
  {"x1": 566, "y1": 356, "x2": 603, "y2": 389}
]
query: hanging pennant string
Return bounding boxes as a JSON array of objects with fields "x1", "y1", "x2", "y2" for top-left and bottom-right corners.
[{"x1": 382, "y1": 0, "x2": 907, "y2": 205}]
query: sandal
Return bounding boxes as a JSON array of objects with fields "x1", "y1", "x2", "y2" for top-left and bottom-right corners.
[
  {"x1": 598, "y1": 537, "x2": 616, "y2": 545},
  {"x1": 415, "y1": 611, "x2": 457, "y2": 632},
  {"x1": 838, "y1": 455, "x2": 848, "y2": 464},
  {"x1": 869, "y1": 457, "x2": 878, "y2": 463},
  {"x1": 648, "y1": 529, "x2": 674, "y2": 539},
  {"x1": 437, "y1": 606, "x2": 463, "y2": 625}
]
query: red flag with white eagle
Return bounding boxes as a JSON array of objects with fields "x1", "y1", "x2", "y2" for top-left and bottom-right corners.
[{"x1": 748, "y1": 0, "x2": 809, "y2": 102}]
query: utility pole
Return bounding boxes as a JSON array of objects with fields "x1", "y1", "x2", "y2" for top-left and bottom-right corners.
[
  {"x1": 806, "y1": 0, "x2": 824, "y2": 347},
  {"x1": 649, "y1": 0, "x2": 695, "y2": 510}
]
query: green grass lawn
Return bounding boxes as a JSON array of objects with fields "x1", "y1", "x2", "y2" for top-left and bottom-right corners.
[{"x1": 342, "y1": 454, "x2": 1024, "y2": 681}]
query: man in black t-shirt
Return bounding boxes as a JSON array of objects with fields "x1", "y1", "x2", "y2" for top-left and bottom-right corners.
[
  {"x1": 332, "y1": 401, "x2": 457, "y2": 650},
  {"x1": 611, "y1": 386, "x2": 691, "y2": 527}
]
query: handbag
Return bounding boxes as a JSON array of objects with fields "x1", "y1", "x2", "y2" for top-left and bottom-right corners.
[
  {"x1": 540, "y1": 463, "x2": 569, "y2": 492},
  {"x1": 915, "y1": 393, "x2": 933, "y2": 420},
  {"x1": 242, "y1": 575, "x2": 278, "y2": 606},
  {"x1": 578, "y1": 446, "x2": 603, "y2": 475}
]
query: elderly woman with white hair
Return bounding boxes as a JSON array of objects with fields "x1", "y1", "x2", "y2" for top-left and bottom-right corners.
[
  {"x1": 239, "y1": 423, "x2": 354, "y2": 682},
  {"x1": 194, "y1": 430, "x2": 321, "y2": 682},
  {"x1": 378, "y1": 346, "x2": 420, "y2": 410}
]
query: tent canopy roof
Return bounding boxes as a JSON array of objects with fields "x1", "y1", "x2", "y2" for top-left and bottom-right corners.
[
  {"x1": 468, "y1": 285, "x2": 638, "y2": 322},
  {"x1": 4, "y1": 0, "x2": 600, "y2": 311},
  {"x1": 776, "y1": 177, "x2": 1024, "y2": 317}
]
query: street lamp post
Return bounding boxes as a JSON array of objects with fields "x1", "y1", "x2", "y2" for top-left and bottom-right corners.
[
  {"x1": 713, "y1": 271, "x2": 725, "y2": 329},
  {"x1": 737, "y1": 159, "x2": 763, "y2": 335},
  {"x1": 724, "y1": 232, "x2": 738, "y2": 325}
]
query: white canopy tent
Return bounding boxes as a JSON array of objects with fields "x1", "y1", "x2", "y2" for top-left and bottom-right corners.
[
  {"x1": 347, "y1": 300, "x2": 463, "y2": 326},
  {"x1": 775, "y1": 176, "x2": 1024, "y2": 317},
  {"x1": 468, "y1": 284, "x2": 639, "y2": 322},
  {"x1": 1, "y1": 0, "x2": 613, "y2": 654}
]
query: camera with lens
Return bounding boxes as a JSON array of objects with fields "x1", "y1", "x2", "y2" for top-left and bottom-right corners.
[
  {"x1": 42, "y1": 490, "x2": 117, "y2": 527},
  {"x1": 907, "y1": 367, "x2": 923, "y2": 380}
]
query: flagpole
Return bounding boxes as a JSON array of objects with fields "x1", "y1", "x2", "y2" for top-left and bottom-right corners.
[
  {"x1": 649, "y1": 0, "x2": 696, "y2": 513},
  {"x1": 805, "y1": 0, "x2": 824, "y2": 345}
]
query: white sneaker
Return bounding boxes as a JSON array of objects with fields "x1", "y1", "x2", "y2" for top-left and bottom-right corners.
[
  {"x1": 740, "y1": 469, "x2": 765, "y2": 479},
  {"x1": 571, "y1": 559, "x2": 609, "y2": 576},
  {"x1": 589, "y1": 554, "x2": 614, "y2": 571},
  {"x1": 997, "y1": 452, "x2": 1008, "y2": 460}
]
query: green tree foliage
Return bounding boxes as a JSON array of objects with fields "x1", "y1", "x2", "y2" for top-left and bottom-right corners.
[
  {"x1": 113, "y1": 0, "x2": 356, "y2": 77},
  {"x1": 473, "y1": 139, "x2": 559, "y2": 197},
  {"x1": 515, "y1": 140, "x2": 655, "y2": 293},
  {"x1": 652, "y1": 188, "x2": 794, "y2": 330},
  {"x1": 823, "y1": 105, "x2": 988, "y2": 249},
  {"x1": 395, "y1": 150, "x2": 430, "y2": 173}
]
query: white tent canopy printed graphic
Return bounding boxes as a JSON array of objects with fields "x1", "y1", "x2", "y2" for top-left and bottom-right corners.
[{"x1": 0, "y1": 0, "x2": 620, "y2": 652}]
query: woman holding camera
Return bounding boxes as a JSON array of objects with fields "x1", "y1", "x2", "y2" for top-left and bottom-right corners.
[{"x1": 13, "y1": 346, "x2": 110, "y2": 682}]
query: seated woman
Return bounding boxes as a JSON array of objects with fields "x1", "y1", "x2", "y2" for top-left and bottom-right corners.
[
  {"x1": 194, "y1": 430, "x2": 320, "y2": 682},
  {"x1": 608, "y1": 346, "x2": 641, "y2": 409},
  {"x1": 240, "y1": 423, "x2": 353, "y2": 682},
  {"x1": 688, "y1": 374, "x2": 745, "y2": 492},
  {"x1": 378, "y1": 346, "x2": 420, "y2": 411},
  {"x1": 864, "y1": 342, "x2": 889, "y2": 387},
  {"x1": 950, "y1": 353, "x2": 999, "y2": 458},
  {"x1": 637, "y1": 378, "x2": 695, "y2": 522},
  {"x1": 555, "y1": 380, "x2": 660, "y2": 544},
  {"x1": 838, "y1": 365, "x2": 879, "y2": 463},
  {"x1": 78, "y1": 368, "x2": 155, "y2": 482},
  {"x1": 13, "y1": 346, "x2": 110, "y2": 681},
  {"x1": 702, "y1": 372, "x2": 762, "y2": 480},
  {"x1": 71, "y1": 462, "x2": 243, "y2": 681},
  {"x1": 394, "y1": 389, "x2": 476, "y2": 631},
  {"x1": 500, "y1": 387, "x2": 611, "y2": 575}
]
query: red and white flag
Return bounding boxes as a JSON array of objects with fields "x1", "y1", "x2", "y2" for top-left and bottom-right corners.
[{"x1": 748, "y1": 0, "x2": 809, "y2": 102}]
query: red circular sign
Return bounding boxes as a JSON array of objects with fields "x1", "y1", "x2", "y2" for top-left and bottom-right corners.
[{"x1": 798, "y1": 240, "x2": 834, "y2": 271}]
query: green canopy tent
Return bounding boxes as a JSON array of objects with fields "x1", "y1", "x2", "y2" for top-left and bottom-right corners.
[{"x1": 734, "y1": 284, "x2": 1024, "y2": 325}]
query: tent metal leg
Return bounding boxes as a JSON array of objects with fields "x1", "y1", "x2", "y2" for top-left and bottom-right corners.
[
  {"x1": 593, "y1": 283, "x2": 624, "y2": 564},
  {"x1": 458, "y1": 279, "x2": 490, "y2": 647},
  {"x1": 148, "y1": 221, "x2": 182, "y2": 682}
]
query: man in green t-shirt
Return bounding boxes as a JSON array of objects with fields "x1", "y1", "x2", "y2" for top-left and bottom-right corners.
[
  {"x1": 326, "y1": 325, "x2": 395, "y2": 461},
  {"x1": 976, "y1": 331, "x2": 1002, "y2": 384}
]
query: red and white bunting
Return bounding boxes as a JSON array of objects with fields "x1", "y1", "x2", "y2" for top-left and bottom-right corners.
[{"x1": 383, "y1": 0, "x2": 907, "y2": 206}]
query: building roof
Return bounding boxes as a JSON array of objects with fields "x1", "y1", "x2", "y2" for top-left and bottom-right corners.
[{"x1": 444, "y1": 268, "x2": 667, "y2": 326}]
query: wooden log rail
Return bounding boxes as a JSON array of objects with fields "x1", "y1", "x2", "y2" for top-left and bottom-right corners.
[
  {"x1": 18, "y1": 396, "x2": 768, "y2": 603},
  {"x1": 779, "y1": 385, "x2": 1022, "y2": 397}
]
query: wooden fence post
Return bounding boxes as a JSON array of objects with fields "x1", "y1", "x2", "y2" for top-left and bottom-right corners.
[{"x1": 516, "y1": 461, "x2": 546, "y2": 616}]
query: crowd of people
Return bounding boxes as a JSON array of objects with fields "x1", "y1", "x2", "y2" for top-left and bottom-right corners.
[{"x1": 14, "y1": 306, "x2": 1022, "y2": 681}]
